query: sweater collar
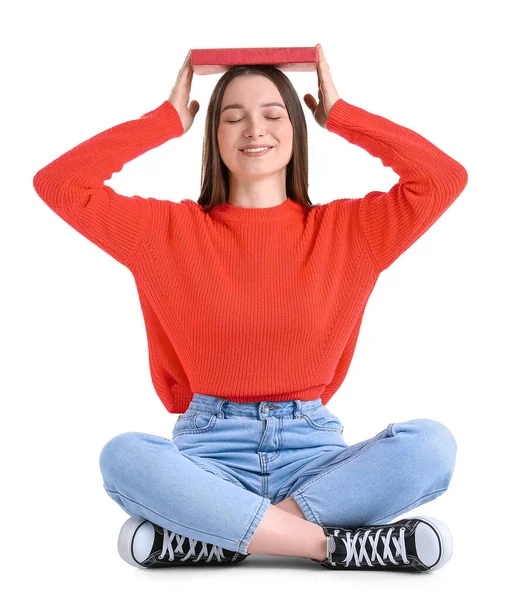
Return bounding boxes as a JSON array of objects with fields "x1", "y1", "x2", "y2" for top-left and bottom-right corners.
[{"x1": 210, "y1": 197, "x2": 305, "y2": 222}]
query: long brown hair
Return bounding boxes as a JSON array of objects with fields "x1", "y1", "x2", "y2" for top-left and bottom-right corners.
[{"x1": 197, "y1": 65, "x2": 316, "y2": 213}]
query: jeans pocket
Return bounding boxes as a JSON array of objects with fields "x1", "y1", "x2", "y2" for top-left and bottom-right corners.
[
  {"x1": 301, "y1": 405, "x2": 344, "y2": 434},
  {"x1": 172, "y1": 411, "x2": 218, "y2": 438}
]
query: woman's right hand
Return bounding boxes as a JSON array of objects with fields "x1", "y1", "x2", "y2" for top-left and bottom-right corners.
[{"x1": 168, "y1": 49, "x2": 200, "y2": 134}]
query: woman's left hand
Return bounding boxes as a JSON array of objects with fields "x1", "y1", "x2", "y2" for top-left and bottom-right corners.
[{"x1": 304, "y1": 44, "x2": 341, "y2": 128}]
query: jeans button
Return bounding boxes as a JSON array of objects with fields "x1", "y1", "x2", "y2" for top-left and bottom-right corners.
[{"x1": 262, "y1": 406, "x2": 269, "y2": 414}]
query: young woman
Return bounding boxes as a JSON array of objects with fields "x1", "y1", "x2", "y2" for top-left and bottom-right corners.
[{"x1": 33, "y1": 44, "x2": 468, "y2": 572}]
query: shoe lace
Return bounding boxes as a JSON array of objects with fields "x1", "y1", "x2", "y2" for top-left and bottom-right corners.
[
  {"x1": 159, "y1": 529, "x2": 227, "y2": 563},
  {"x1": 335, "y1": 526, "x2": 409, "y2": 567}
]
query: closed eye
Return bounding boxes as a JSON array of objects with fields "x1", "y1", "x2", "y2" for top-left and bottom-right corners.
[{"x1": 227, "y1": 117, "x2": 282, "y2": 124}]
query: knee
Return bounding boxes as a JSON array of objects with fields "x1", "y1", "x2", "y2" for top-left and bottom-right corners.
[
  {"x1": 397, "y1": 419, "x2": 457, "y2": 487},
  {"x1": 416, "y1": 418, "x2": 457, "y2": 482},
  {"x1": 98, "y1": 431, "x2": 147, "y2": 484}
]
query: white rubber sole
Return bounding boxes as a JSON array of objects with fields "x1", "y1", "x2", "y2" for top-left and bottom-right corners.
[
  {"x1": 412, "y1": 515, "x2": 453, "y2": 572},
  {"x1": 118, "y1": 516, "x2": 150, "y2": 568}
]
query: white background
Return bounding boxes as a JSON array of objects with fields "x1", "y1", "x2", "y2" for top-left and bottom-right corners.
[{"x1": 2, "y1": 0, "x2": 508, "y2": 596}]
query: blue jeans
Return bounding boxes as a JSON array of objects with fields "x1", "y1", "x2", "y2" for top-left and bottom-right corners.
[{"x1": 99, "y1": 394, "x2": 457, "y2": 555}]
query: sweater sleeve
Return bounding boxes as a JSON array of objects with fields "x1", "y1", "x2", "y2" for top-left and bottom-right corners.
[
  {"x1": 33, "y1": 100, "x2": 184, "y2": 269},
  {"x1": 325, "y1": 98, "x2": 468, "y2": 273}
]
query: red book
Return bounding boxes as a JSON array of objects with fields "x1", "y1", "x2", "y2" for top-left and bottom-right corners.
[{"x1": 190, "y1": 46, "x2": 319, "y2": 75}]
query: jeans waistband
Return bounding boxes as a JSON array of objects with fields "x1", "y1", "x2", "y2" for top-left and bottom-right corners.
[{"x1": 189, "y1": 393, "x2": 324, "y2": 420}]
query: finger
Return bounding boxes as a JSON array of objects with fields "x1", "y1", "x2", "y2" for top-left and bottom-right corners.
[
  {"x1": 317, "y1": 47, "x2": 330, "y2": 98},
  {"x1": 180, "y1": 51, "x2": 194, "y2": 91},
  {"x1": 186, "y1": 62, "x2": 194, "y2": 89},
  {"x1": 304, "y1": 94, "x2": 318, "y2": 111},
  {"x1": 189, "y1": 100, "x2": 199, "y2": 116},
  {"x1": 182, "y1": 49, "x2": 191, "y2": 69},
  {"x1": 319, "y1": 45, "x2": 335, "y2": 93},
  {"x1": 178, "y1": 50, "x2": 191, "y2": 80},
  {"x1": 316, "y1": 44, "x2": 321, "y2": 89},
  {"x1": 317, "y1": 45, "x2": 330, "y2": 85},
  {"x1": 314, "y1": 44, "x2": 320, "y2": 87}
]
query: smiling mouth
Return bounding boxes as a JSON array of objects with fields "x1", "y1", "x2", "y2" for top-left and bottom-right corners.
[{"x1": 239, "y1": 146, "x2": 274, "y2": 156}]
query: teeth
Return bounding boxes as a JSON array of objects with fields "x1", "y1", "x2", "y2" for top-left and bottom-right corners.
[{"x1": 243, "y1": 147, "x2": 271, "y2": 153}]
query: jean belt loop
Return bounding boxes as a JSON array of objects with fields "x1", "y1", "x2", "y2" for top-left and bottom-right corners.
[
  {"x1": 294, "y1": 400, "x2": 302, "y2": 419},
  {"x1": 217, "y1": 398, "x2": 226, "y2": 419}
]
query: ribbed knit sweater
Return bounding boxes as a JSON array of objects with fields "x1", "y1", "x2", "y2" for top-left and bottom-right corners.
[{"x1": 33, "y1": 98, "x2": 468, "y2": 414}]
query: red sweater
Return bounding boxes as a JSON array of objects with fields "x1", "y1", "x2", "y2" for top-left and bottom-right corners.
[{"x1": 33, "y1": 98, "x2": 468, "y2": 414}]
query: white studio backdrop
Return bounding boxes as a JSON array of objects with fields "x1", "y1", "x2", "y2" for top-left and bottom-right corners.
[{"x1": 1, "y1": 0, "x2": 508, "y2": 597}]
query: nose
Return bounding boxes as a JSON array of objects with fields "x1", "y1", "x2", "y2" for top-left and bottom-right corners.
[{"x1": 243, "y1": 119, "x2": 269, "y2": 138}]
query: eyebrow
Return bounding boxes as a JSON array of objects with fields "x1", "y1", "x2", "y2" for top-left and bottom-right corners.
[{"x1": 220, "y1": 102, "x2": 286, "y2": 114}]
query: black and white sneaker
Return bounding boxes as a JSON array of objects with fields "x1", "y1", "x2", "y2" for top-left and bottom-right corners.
[
  {"x1": 117, "y1": 516, "x2": 250, "y2": 568},
  {"x1": 313, "y1": 515, "x2": 453, "y2": 573}
]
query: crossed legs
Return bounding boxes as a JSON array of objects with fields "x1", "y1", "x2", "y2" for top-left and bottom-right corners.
[
  {"x1": 246, "y1": 496, "x2": 328, "y2": 561},
  {"x1": 274, "y1": 497, "x2": 307, "y2": 520}
]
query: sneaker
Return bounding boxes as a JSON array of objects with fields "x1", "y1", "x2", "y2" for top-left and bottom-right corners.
[
  {"x1": 313, "y1": 515, "x2": 453, "y2": 572},
  {"x1": 117, "y1": 516, "x2": 250, "y2": 568}
]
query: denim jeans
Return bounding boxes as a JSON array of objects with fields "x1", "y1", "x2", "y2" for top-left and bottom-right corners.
[{"x1": 99, "y1": 394, "x2": 457, "y2": 555}]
